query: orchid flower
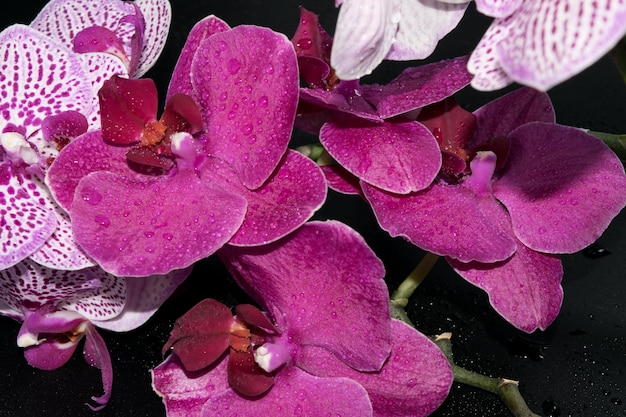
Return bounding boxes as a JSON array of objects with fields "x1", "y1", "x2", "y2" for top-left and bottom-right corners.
[
  {"x1": 0, "y1": 0, "x2": 171, "y2": 271},
  {"x1": 46, "y1": 16, "x2": 327, "y2": 277},
  {"x1": 468, "y1": 0, "x2": 626, "y2": 91},
  {"x1": 329, "y1": 0, "x2": 470, "y2": 80},
  {"x1": 293, "y1": 9, "x2": 473, "y2": 196},
  {"x1": 361, "y1": 88, "x2": 626, "y2": 332},
  {"x1": 152, "y1": 221, "x2": 453, "y2": 417},
  {"x1": 0, "y1": 259, "x2": 190, "y2": 410}
]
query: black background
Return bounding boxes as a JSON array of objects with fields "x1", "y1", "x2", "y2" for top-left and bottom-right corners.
[{"x1": 1, "y1": 1, "x2": 625, "y2": 416}]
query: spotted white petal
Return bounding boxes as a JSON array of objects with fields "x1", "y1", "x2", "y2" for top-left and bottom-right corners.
[{"x1": 133, "y1": 0, "x2": 172, "y2": 78}]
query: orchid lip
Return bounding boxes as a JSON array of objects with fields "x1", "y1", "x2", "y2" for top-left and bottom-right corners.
[{"x1": 1, "y1": 132, "x2": 40, "y2": 166}]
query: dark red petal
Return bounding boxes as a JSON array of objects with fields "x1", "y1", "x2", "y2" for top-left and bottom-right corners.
[
  {"x1": 161, "y1": 93, "x2": 204, "y2": 135},
  {"x1": 126, "y1": 147, "x2": 174, "y2": 170},
  {"x1": 291, "y1": 7, "x2": 334, "y2": 87},
  {"x1": 163, "y1": 299, "x2": 234, "y2": 371},
  {"x1": 235, "y1": 304, "x2": 278, "y2": 334},
  {"x1": 418, "y1": 97, "x2": 476, "y2": 155},
  {"x1": 227, "y1": 348, "x2": 274, "y2": 397},
  {"x1": 98, "y1": 75, "x2": 159, "y2": 144}
]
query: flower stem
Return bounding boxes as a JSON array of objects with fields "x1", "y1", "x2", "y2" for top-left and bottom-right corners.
[
  {"x1": 433, "y1": 333, "x2": 542, "y2": 417},
  {"x1": 390, "y1": 251, "x2": 439, "y2": 319},
  {"x1": 389, "y1": 254, "x2": 541, "y2": 417}
]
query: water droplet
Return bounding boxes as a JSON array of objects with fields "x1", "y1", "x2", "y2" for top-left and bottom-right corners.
[
  {"x1": 242, "y1": 123, "x2": 253, "y2": 135},
  {"x1": 81, "y1": 187, "x2": 102, "y2": 205},
  {"x1": 94, "y1": 214, "x2": 110, "y2": 227},
  {"x1": 228, "y1": 58, "x2": 241, "y2": 75},
  {"x1": 247, "y1": 135, "x2": 257, "y2": 144},
  {"x1": 218, "y1": 40, "x2": 227, "y2": 51},
  {"x1": 258, "y1": 95, "x2": 268, "y2": 107},
  {"x1": 162, "y1": 233, "x2": 173, "y2": 241},
  {"x1": 297, "y1": 38, "x2": 312, "y2": 50},
  {"x1": 227, "y1": 111, "x2": 236, "y2": 120},
  {"x1": 219, "y1": 91, "x2": 228, "y2": 101},
  {"x1": 144, "y1": 231, "x2": 154, "y2": 238},
  {"x1": 265, "y1": 63, "x2": 274, "y2": 74},
  {"x1": 538, "y1": 226, "x2": 547, "y2": 234}
]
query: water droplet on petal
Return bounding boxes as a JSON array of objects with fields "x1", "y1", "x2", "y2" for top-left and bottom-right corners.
[
  {"x1": 81, "y1": 187, "x2": 102, "y2": 205},
  {"x1": 94, "y1": 214, "x2": 110, "y2": 227},
  {"x1": 228, "y1": 58, "x2": 241, "y2": 75}
]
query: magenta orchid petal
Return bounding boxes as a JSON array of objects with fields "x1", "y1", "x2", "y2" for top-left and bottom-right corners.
[
  {"x1": 205, "y1": 366, "x2": 373, "y2": 417},
  {"x1": 227, "y1": 348, "x2": 274, "y2": 397},
  {"x1": 320, "y1": 164, "x2": 362, "y2": 195},
  {"x1": 299, "y1": 86, "x2": 382, "y2": 122},
  {"x1": 152, "y1": 355, "x2": 232, "y2": 417},
  {"x1": 45, "y1": 131, "x2": 131, "y2": 211},
  {"x1": 471, "y1": 87, "x2": 555, "y2": 147},
  {"x1": 386, "y1": 0, "x2": 469, "y2": 62},
  {"x1": 362, "y1": 182, "x2": 517, "y2": 263},
  {"x1": 83, "y1": 324, "x2": 113, "y2": 410},
  {"x1": 0, "y1": 168, "x2": 58, "y2": 268},
  {"x1": 22, "y1": 308, "x2": 87, "y2": 335},
  {"x1": 330, "y1": 0, "x2": 398, "y2": 80},
  {"x1": 69, "y1": 169, "x2": 247, "y2": 277},
  {"x1": 192, "y1": 25, "x2": 298, "y2": 189},
  {"x1": 215, "y1": 150, "x2": 327, "y2": 246},
  {"x1": 298, "y1": 320, "x2": 453, "y2": 417},
  {"x1": 41, "y1": 111, "x2": 89, "y2": 146},
  {"x1": 291, "y1": 7, "x2": 333, "y2": 88},
  {"x1": 469, "y1": 0, "x2": 626, "y2": 91},
  {"x1": 133, "y1": 0, "x2": 172, "y2": 78},
  {"x1": 448, "y1": 246, "x2": 564, "y2": 333},
  {"x1": 167, "y1": 15, "x2": 231, "y2": 99},
  {"x1": 73, "y1": 26, "x2": 130, "y2": 68},
  {"x1": 475, "y1": 0, "x2": 522, "y2": 18},
  {"x1": 493, "y1": 122, "x2": 626, "y2": 254},
  {"x1": 94, "y1": 268, "x2": 190, "y2": 332},
  {"x1": 363, "y1": 55, "x2": 472, "y2": 119},
  {"x1": 219, "y1": 220, "x2": 392, "y2": 372},
  {"x1": 320, "y1": 116, "x2": 441, "y2": 194},
  {"x1": 22, "y1": 332, "x2": 81, "y2": 370}
]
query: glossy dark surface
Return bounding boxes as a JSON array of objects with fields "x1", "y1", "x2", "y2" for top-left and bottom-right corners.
[{"x1": 1, "y1": 1, "x2": 625, "y2": 416}]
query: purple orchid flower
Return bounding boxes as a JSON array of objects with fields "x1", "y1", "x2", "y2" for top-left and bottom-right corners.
[
  {"x1": 292, "y1": 9, "x2": 474, "y2": 196},
  {"x1": 468, "y1": 0, "x2": 626, "y2": 90},
  {"x1": 0, "y1": 259, "x2": 190, "y2": 410},
  {"x1": 30, "y1": 0, "x2": 171, "y2": 78},
  {"x1": 361, "y1": 87, "x2": 626, "y2": 332},
  {"x1": 151, "y1": 221, "x2": 453, "y2": 417},
  {"x1": 46, "y1": 16, "x2": 327, "y2": 277},
  {"x1": 329, "y1": 0, "x2": 470, "y2": 80}
]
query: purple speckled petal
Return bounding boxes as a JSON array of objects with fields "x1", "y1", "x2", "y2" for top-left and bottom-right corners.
[
  {"x1": 152, "y1": 355, "x2": 232, "y2": 417},
  {"x1": 467, "y1": 16, "x2": 515, "y2": 91},
  {"x1": 298, "y1": 320, "x2": 453, "y2": 417},
  {"x1": 167, "y1": 15, "x2": 231, "y2": 99},
  {"x1": 0, "y1": 167, "x2": 57, "y2": 269},
  {"x1": 362, "y1": 182, "x2": 517, "y2": 263},
  {"x1": 330, "y1": 0, "x2": 398, "y2": 80},
  {"x1": 30, "y1": 0, "x2": 137, "y2": 67},
  {"x1": 496, "y1": 0, "x2": 626, "y2": 91},
  {"x1": 448, "y1": 246, "x2": 564, "y2": 333},
  {"x1": 208, "y1": 150, "x2": 327, "y2": 246},
  {"x1": 362, "y1": 55, "x2": 471, "y2": 119},
  {"x1": 475, "y1": 0, "x2": 522, "y2": 17},
  {"x1": 95, "y1": 268, "x2": 190, "y2": 332},
  {"x1": 29, "y1": 197, "x2": 96, "y2": 271},
  {"x1": 219, "y1": 220, "x2": 392, "y2": 372},
  {"x1": 46, "y1": 131, "x2": 134, "y2": 211},
  {"x1": 203, "y1": 366, "x2": 373, "y2": 417},
  {"x1": 193, "y1": 25, "x2": 299, "y2": 189},
  {"x1": 133, "y1": 0, "x2": 172, "y2": 78},
  {"x1": 386, "y1": 0, "x2": 469, "y2": 62},
  {"x1": 320, "y1": 116, "x2": 441, "y2": 194},
  {"x1": 0, "y1": 25, "x2": 94, "y2": 138},
  {"x1": 70, "y1": 169, "x2": 247, "y2": 277},
  {"x1": 0, "y1": 259, "x2": 105, "y2": 312},
  {"x1": 22, "y1": 330, "x2": 82, "y2": 370},
  {"x1": 494, "y1": 122, "x2": 626, "y2": 254},
  {"x1": 470, "y1": 87, "x2": 555, "y2": 149}
]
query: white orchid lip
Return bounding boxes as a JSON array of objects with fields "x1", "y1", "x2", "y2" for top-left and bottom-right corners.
[
  {"x1": 253, "y1": 341, "x2": 290, "y2": 373},
  {"x1": 1, "y1": 132, "x2": 40, "y2": 165}
]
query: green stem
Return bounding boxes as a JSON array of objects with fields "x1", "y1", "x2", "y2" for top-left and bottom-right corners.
[
  {"x1": 389, "y1": 254, "x2": 542, "y2": 417},
  {"x1": 434, "y1": 333, "x2": 541, "y2": 417}
]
